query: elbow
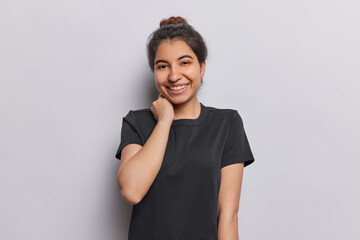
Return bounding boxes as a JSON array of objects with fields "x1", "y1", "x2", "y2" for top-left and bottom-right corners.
[
  {"x1": 117, "y1": 175, "x2": 142, "y2": 205},
  {"x1": 117, "y1": 168, "x2": 143, "y2": 205},
  {"x1": 121, "y1": 189, "x2": 142, "y2": 205}
]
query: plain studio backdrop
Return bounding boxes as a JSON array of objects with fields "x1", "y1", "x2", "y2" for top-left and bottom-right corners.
[{"x1": 1, "y1": 0, "x2": 359, "y2": 239}]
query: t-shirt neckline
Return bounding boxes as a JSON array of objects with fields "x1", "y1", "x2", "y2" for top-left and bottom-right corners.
[{"x1": 171, "y1": 102, "x2": 207, "y2": 126}]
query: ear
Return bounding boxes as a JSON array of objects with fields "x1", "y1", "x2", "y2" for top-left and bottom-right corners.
[{"x1": 200, "y1": 60, "x2": 206, "y2": 78}]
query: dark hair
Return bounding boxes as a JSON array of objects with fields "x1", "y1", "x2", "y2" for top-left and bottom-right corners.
[{"x1": 146, "y1": 16, "x2": 208, "y2": 85}]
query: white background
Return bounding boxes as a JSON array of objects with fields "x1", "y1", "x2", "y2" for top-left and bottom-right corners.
[{"x1": 1, "y1": 0, "x2": 359, "y2": 239}]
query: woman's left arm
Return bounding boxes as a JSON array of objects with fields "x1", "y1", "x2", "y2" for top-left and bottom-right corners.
[{"x1": 218, "y1": 162, "x2": 244, "y2": 240}]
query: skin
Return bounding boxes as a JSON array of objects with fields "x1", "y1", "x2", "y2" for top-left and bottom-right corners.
[
  {"x1": 117, "y1": 39, "x2": 244, "y2": 240},
  {"x1": 151, "y1": 39, "x2": 206, "y2": 121}
]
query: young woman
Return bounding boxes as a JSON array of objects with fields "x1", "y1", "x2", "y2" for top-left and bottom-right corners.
[{"x1": 115, "y1": 16, "x2": 255, "y2": 240}]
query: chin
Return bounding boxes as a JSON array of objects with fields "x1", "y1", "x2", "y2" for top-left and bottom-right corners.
[{"x1": 170, "y1": 96, "x2": 195, "y2": 106}]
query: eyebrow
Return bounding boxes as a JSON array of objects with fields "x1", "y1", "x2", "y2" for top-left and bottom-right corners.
[{"x1": 155, "y1": 55, "x2": 193, "y2": 65}]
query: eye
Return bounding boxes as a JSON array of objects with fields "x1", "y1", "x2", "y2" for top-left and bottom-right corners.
[
  {"x1": 156, "y1": 64, "x2": 168, "y2": 69},
  {"x1": 181, "y1": 61, "x2": 190, "y2": 65}
]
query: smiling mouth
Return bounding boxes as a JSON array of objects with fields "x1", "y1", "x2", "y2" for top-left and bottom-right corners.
[
  {"x1": 166, "y1": 84, "x2": 189, "y2": 95},
  {"x1": 167, "y1": 84, "x2": 189, "y2": 90}
]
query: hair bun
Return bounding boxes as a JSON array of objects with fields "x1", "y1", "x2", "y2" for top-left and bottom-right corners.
[{"x1": 159, "y1": 16, "x2": 188, "y2": 27}]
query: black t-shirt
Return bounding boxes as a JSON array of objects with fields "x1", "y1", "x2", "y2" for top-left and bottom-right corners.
[{"x1": 115, "y1": 102, "x2": 255, "y2": 240}]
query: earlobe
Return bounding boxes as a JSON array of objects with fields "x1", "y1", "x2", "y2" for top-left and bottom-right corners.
[{"x1": 200, "y1": 61, "x2": 206, "y2": 78}]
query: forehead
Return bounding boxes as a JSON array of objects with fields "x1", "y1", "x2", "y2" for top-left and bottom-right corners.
[{"x1": 155, "y1": 40, "x2": 195, "y2": 60}]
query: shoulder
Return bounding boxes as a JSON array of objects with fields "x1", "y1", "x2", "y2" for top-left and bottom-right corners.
[
  {"x1": 123, "y1": 107, "x2": 155, "y2": 125},
  {"x1": 203, "y1": 104, "x2": 245, "y2": 129},
  {"x1": 127, "y1": 107, "x2": 152, "y2": 116},
  {"x1": 204, "y1": 104, "x2": 240, "y2": 119}
]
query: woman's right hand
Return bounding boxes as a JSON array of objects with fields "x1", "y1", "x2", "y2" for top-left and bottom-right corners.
[{"x1": 150, "y1": 93, "x2": 174, "y2": 123}]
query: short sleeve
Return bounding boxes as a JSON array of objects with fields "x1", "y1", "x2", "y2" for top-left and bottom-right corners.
[
  {"x1": 115, "y1": 110, "x2": 143, "y2": 160},
  {"x1": 221, "y1": 110, "x2": 255, "y2": 168}
]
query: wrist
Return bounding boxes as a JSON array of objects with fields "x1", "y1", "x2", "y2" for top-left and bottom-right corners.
[{"x1": 157, "y1": 119, "x2": 173, "y2": 127}]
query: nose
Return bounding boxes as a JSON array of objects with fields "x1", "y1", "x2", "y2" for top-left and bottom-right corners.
[{"x1": 168, "y1": 66, "x2": 181, "y2": 82}]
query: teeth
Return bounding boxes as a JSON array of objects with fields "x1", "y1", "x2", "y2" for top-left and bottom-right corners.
[{"x1": 170, "y1": 85, "x2": 187, "y2": 90}]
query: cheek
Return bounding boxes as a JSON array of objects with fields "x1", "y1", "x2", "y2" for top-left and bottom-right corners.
[
  {"x1": 154, "y1": 72, "x2": 166, "y2": 84},
  {"x1": 184, "y1": 68, "x2": 201, "y2": 81}
]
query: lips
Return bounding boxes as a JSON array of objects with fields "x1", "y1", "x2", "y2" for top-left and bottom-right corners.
[
  {"x1": 169, "y1": 85, "x2": 187, "y2": 90},
  {"x1": 167, "y1": 84, "x2": 189, "y2": 95}
]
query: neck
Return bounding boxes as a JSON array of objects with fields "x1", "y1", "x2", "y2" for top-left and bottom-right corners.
[{"x1": 173, "y1": 97, "x2": 201, "y2": 120}]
